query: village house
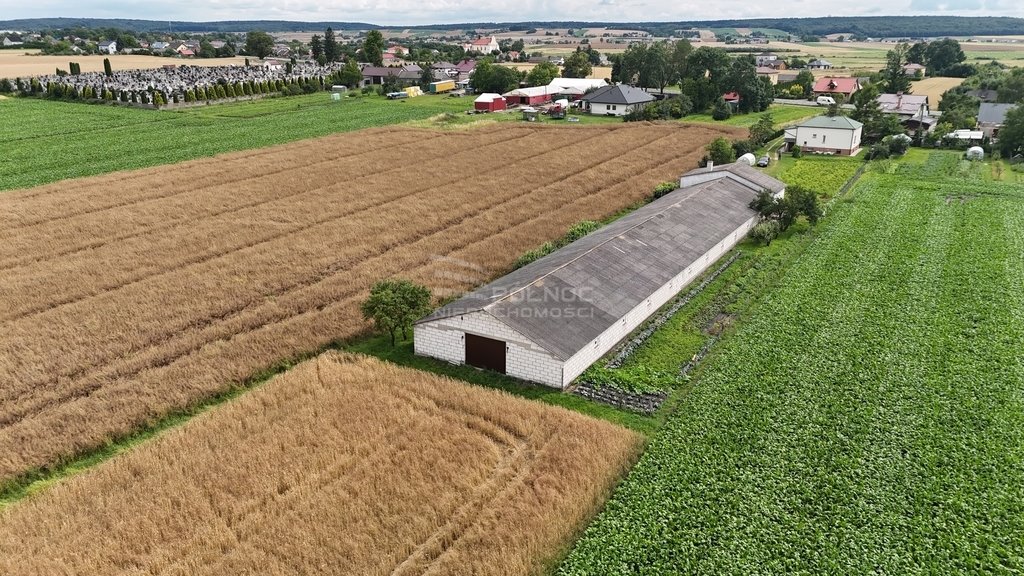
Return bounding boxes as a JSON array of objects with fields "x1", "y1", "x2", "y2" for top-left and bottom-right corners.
[
  {"x1": 580, "y1": 84, "x2": 655, "y2": 116},
  {"x1": 756, "y1": 66, "x2": 779, "y2": 84},
  {"x1": 808, "y1": 58, "x2": 833, "y2": 70},
  {"x1": 812, "y1": 76, "x2": 860, "y2": 101},
  {"x1": 978, "y1": 103, "x2": 1016, "y2": 140},
  {"x1": 360, "y1": 64, "x2": 422, "y2": 88},
  {"x1": 903, "y1": 63, "x2": 926, "y2": 77},
  {"x1": 755, "y1": 52, "x2": 779, "y2": 67},
  {"x1": 786, "y1": 115, "x2": 864, "y2": 156},
  {"x1": 98, "y1": 40, "x2": 117, "y2": 54}
]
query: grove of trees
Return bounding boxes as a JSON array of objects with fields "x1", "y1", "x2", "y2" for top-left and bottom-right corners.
[{"x1": 244, "y1": 30, "x2": 274, "y2": 59}]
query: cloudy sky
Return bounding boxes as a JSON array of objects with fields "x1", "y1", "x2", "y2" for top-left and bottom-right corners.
[{"x1": 2, "y1": 0, "x2": 1022, "y2": 26}]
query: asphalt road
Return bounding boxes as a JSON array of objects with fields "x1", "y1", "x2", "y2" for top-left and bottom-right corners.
[{"x1": 774, "y1": 98, "x2": 856, "y2": 110}]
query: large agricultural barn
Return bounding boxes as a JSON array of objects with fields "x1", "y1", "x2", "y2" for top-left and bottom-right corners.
[{"x1": 414, "y1": 163, "x2": 785, "y2": 388}]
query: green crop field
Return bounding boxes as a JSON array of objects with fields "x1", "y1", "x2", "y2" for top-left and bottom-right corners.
[
  {"x1": 768, "y1": 154, "x2": 863, "y2": 196},
  {"x1": 684, "y1": 104, "x2": 819, "y2": 129},
  {"x1": 560, "y1": 151, "x2": 1024, "y2": 574},
  {"x1": 0, "y1": 93, "x2": 473, "y2": 191}
]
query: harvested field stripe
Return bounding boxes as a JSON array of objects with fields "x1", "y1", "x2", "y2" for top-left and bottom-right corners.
[
  {"x1": 0, "y1": 129, "x2": 442, "y2": 227},
  {"x1": 0, "y1": 128, "x2": 605, "y2": 325},
  {"x1": 0, "y1": 353, "x2": 644, "y2": 576},
  {"x1": 0, "y1": 123, "x2": 741, "y2": 482},
  {"x1": 0, "y1": 128, "x2": 524, "y2": 269},
  {"x1": 0, "y1": 127, "x2": 670, "y2": 423}
]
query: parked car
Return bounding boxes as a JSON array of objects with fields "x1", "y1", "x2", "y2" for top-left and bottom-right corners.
[
  {"x1": 756, "y1": 155, "x2": 771, "y2": 167},
  {"x1": 816, "y1": 95, "x2": 836, "y2": 106}
]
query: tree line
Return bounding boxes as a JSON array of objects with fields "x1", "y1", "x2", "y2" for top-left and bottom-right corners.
[{"x1": 609, "y1": 41, "x2": 774, "y2": 119}]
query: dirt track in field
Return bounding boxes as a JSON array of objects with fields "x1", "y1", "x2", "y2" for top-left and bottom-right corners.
[{"x1": 0, "y1": 121, "x2": 740, "y2": 482}]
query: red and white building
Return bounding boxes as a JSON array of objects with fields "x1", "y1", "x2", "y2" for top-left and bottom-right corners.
[
  {"x1": 463, "y1": 35, "x2": 499, "y2": 54},
  {"x1": 474, "y1": 93, "x2": 507, "y2": 112}
]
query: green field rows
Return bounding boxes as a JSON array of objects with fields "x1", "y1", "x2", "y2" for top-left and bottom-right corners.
[
  {"x1": 0, "y1": 94, "x2": 472, "y2": 190},
  {"x1": 560, "y1": 152, "x2": 1024, "y2": 573}
]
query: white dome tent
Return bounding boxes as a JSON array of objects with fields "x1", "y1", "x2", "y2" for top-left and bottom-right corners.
[
  {"x1": 738, "y1": 153, "x2": 757, "y2": 166},
  {"x1": 966, "y1": 146, "x2": 985, "y2": 161}
]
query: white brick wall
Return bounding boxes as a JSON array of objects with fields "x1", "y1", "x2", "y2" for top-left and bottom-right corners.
[
  {"x1": 415, "y1": 216, "x2": 758, "y2": 390},
  {"x1": 414, "y1": 311, "x2": 564, "y2": 387},
  {"x1": 561, "y1": 215, "x2": 758, "y2": 386}
]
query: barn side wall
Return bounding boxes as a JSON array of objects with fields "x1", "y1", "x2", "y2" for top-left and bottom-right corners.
[
  {"x1": 561, "y1": 213, "x2": 760, "y2": 387},
  {"x1": 414, "y1": 311, "x2": 563, "y2": 387}
]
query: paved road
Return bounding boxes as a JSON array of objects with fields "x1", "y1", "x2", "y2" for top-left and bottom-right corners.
[{"x1": 774, "y1": 98, "x2": 856, "y2": 110}]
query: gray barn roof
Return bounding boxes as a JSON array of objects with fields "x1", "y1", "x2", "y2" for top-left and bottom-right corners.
[
  {"x1": 978, "y1": 103, "x2": 1015, "y2": 125},
  {"x1": 417, "y1": 169, "x2": 781, "y2": 360},
  {"x1": 680, "y1": 162, "x2": 786, "y2": 195}
]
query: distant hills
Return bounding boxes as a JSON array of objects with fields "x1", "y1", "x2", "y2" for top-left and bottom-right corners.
[{"x1": 2, "y1": 16, "x2": 1024, "y2": 38}]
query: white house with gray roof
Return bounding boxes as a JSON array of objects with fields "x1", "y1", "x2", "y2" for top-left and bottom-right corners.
[
  {"x1": 414, "y1": 163, "x2": 785, "y2": 388},
  {"x1": 581, "y1": 84, "x2": 655, "y2": 116},
  {"x1": 786, "y1": 115, "x2": 864, "y2": 156}
]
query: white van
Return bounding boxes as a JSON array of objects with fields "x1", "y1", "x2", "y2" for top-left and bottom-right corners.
[{"x1": 816, "y1": 95, "x2": 836, "y2": 106}]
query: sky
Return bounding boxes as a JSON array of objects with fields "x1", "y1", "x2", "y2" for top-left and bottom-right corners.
[{"x1": 0, "y1": 0, "x2": 1022, "y2": 26}]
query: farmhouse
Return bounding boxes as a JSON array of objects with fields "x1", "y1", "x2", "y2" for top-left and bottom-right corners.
[
  {"x1": 878, "y1": 92, "x2": 929, "y2": 117},
  {"x1": 98, "y1": 40, "x2": 117, "y2": 54},
  {"x1": 414, "y1": 163, "x2": 785, "y2": 388},
  {"x1": 360, "y1": 65, "x2": 421, "y2": 87},
  {"x1": 756, "y1": 66, "x2": 779, "y2": 84},
  {"x1": 580, "y1": 84, "x2": 655, "y2": 116},
  {"x1": 474, "y1": 93, "x2": 507, "y2": 112},
  {"x1": 808, "y1": 58, "x2": 833, "y2": 70},
  {"x1": 755, "y1": 52, "x2": 779, "y2": 67},
  {"x1": 812, "y1": 76, "x2": 860, "y2": 100},
  {"x1": 786, "y1": 115, "x2": 864, "y2": 155},
  {"x1": 978, "y1": 102, "x2": 1016, "y2": 139},
  {"x1": 903, "y1": 63, "x2": 926, "y2": 76}
]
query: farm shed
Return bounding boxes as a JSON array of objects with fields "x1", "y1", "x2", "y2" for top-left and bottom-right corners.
[
  {"x1": 474, "y1": 93, "x2": 507, "y2": 112},
  {"x1": 503, "y1": 86, "x2": 560, "y2": 106},
  {"x1": 548, "y1": 78, "x2": 608, "y2": 99},
  {"x1": 414, "y1": 163, "x2": 785, "y2": 388}
]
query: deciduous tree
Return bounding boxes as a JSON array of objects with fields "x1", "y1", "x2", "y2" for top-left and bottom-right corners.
[
  {"x1": 361, "y1": 279, "x2": 432, "y2": 346},
  {"x1": 998, "y1": 104, "x2": 1024, "y2": 157},
  {"x1": 562, "y1": 50, "x2": 592, "y2": 79},
  {"x1": 526, "y1": 61, "x2": 559, "y2": 86},
  {"x1": 245, "y1": 30, "x2": 274, "y2": 59},
  {"x1": 924, "y1": 39, "x2": 965, "y2": 76}
]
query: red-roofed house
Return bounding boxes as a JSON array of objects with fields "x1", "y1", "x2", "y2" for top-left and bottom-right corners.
[{"x1": 813, "y1": 77, "x2": 860, "y2": 101}]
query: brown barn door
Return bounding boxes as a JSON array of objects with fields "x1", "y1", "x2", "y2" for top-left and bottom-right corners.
[{"x1": 465, "y1": 334, "x2": 506, "y2": 374}]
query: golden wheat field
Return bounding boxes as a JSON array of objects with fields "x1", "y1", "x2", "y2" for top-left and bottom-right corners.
[
  {"x1": 0, "y1": 352, "x2": 644, "y2": 575},
  {"x1": 0, "y1": 51, "x2": 250, "y2": 77},
  {"x1": 0, "y1": 122, "x2": 737, "y2": 484}
]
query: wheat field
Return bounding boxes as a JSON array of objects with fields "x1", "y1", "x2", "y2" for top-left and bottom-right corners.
[
  {"x1": 0, "y1": 122, "x2": 738, "y2": 484},
  {"x1": 0, "y1": 352, "x2": 644, "y2": 575}
]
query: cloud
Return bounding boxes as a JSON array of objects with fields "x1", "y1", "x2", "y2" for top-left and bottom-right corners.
[{"x1": 3, "y1": 0, "x2": 1023, "y2": 25}]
